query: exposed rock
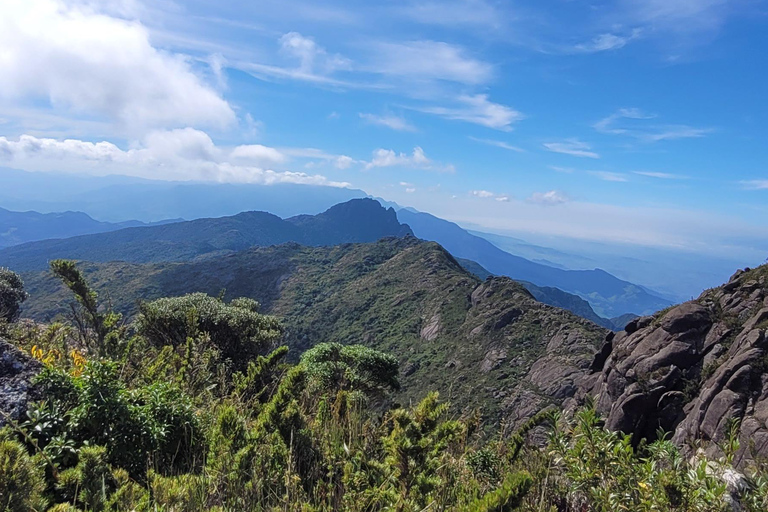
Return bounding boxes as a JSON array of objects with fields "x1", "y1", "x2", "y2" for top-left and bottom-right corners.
[
  {"x1": 577, "y1": 265, "x2": 768, "y2": 467},
  {"x1": 420, "y1": 313, "x2": 441, "y2": 341},
  {"x1": 0, "y1": 339, "x2": 42, "y2": 426}
]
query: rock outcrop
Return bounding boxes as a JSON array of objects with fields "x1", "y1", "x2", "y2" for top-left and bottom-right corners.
[
  {"x1": 0, "y1": 338, "x2": 42, "y2": 426},
  {"x1": 579, "y1": 265, "x2": 768, "y2": 466}
]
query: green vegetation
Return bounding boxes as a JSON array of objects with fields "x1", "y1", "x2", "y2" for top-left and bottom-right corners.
[
  {"x1": 0, "y1": 268, "x2": 28, "y2": 323},
  {"x1": 2, "y1": 262, "x2": 768, "y2": 511},
  {"x1": 18, "y1": 238, "x2": 608, "y2": 426}
]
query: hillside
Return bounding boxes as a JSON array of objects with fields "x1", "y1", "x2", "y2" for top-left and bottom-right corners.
[
  {"x1": 457, "y1": 257, "x2": 617, "y2": 330},
  {"x1": 579, "y1": 263, "x2": 768, "y2": 465},
  {"x1": 0, "y1": 199, "x2": 412, "y2": 272},
  {"x1": 19, "y1": 237, "x2": 608, "y2": 424},
  {"x1": 397, "y1": 208, "x2": 672, "y2": 318}
]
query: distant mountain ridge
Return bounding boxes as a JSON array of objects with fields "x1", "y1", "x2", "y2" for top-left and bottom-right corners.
[
  {"x1": 0, "y1": 207, "x2": 178, "y2": 249},
  {"x1": 397, "y1": 208, "x2": 671, "y2": 318},
  {"x1": 0, "y1": 199, "x2": 412, "y2": 272},
  {"x1": 0, "y1": 167, "x2": 366, "y2": 222}
]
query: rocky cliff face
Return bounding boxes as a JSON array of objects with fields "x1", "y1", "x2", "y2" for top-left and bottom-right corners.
[
  {"x1": 0, "y1": 338, "x2": 42, "y2": 426},
  {"x1": 579, "y1": 265, "x2": 768, "y2": 466}
]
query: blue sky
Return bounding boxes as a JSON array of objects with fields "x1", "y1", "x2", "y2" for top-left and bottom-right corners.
[{"x1": 1, "y1": 0, "x2": 767, "y2": 262}]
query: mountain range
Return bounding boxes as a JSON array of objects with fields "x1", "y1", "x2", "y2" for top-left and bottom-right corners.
[
  {"x1": 397, "y1": 208, "x2": 671, "y2": 318},
  {"x1": 0, "y1": 199, "x2": 664, "y2": 322}
]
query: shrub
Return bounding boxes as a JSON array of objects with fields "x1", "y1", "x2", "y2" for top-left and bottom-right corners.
[
  {"x1": 0, "y1": 438, "x2": 47, "y2": 512},
  {"x1": 136, "y1": 293, "x2": 283, "y2": 369},
  {"x1": 0, "y1": 268, "x2": 27, "y2": 323}
]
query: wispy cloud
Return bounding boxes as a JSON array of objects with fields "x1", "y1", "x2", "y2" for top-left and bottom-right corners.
[
  {"x1": 573, "y1": 29, "x2": 642, "y2": 53},
  {"x1": 359, "y1": 113, "x2": 416, "y2": 131},
  {"x1": 469, "y1": 136, "x2": 525, "y2": 152},
  {"x1": 740, "y1": 180, "x2": 768, "y2": 190},
  {"x1": 550, "y1": 166, "x2": 575, "y2": 173},
  {"x1": 619, "y1": 0, "x2": 731, "y2": 35},
  {"x1": 634, "y1": 171, "x2": 688, "y2": 179},
  {"x1": 543, "y1": 139, "x2": 600, "y2": 159},
  {"x1": 368, "y1": 40, "x2": 493, "y2": 85},
  {"x1": 589, "y1": 171, "x2": 629, "y2": 182},
  {"x1": 594, "y1": 108, "x2": 711, "y2": 142},
  {"x1": 416, "y1": 94, "x2": 523, "y2": 131},
  {"x1": 527, "y1": 190, "x2": 569, "y2": 205},
  {"x1": 242, "y1": 32, "x2": 360, "y2": 87}
]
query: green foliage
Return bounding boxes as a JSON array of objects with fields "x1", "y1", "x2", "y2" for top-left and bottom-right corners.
[
  {"x1": 31, "y1": 361, "x2": 203, "y2": 480},
  {"x1": 136, "y1": 292, "x2": 282, "y2": 370},
  {"x1": 232, "y1": 345, "x2": 289, "y2": 403},
  {"x1": 49, "y1": 260, "x2": 124, "y2": 358},
  {"x1": 546, "y1": 407, "x2": 733, "y2": 512},
  {"x1": 0, "y1": 437, "x2": 47, "y2": 512},
  {"x1": 301, "y1": 342, "x2": 400, "y2": 396},
  {"x1": 4, "y1": 262, "x2": 768, "y2": 511},
  {"x1": 381, "y1": 392, "x2": 465, "y2": 510},
  {"x1": 460, "y1": 470, "x2": 532, "y2": 512},
  {"x1": 0, "y1": 267, "x2": 28, "y2": 323}
]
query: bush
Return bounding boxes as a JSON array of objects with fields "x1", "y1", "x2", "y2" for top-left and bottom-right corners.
[
  {"x1": 0, "y1": 268, "x2": 27, "y2": 323},
  {"x1": 136, "y1": 293, "x2": 283, "y2": 369},
  {"x1": 32, "y1": 361, "x2": 203, "y2": 480},
  {"x1": 301, "y1": 342, "x2": 400, "y2": 396}
]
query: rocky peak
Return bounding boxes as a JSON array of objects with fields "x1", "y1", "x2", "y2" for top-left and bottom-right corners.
[{"x1": 578, "y1": 265, "x2": 768, "y2": 466}]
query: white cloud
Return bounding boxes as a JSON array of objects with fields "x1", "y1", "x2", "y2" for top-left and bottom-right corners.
[
  {"x1": 405, "y1": 187, "x2": 416, "y2": 193},
  {"x1": 634, "y1": 171, "x2": 688, "y2": 179},
  {"x1": 417, "y1": 94, "x2": 523, "y2": 131},
  {"x1": 589, "y1": 171, "x2": 629, "y2": 182},
  {"x1": 399, "y1": 181, "x2": 414, "y2": 187},
  {"x1": 620, "y1": 0, "x2": 731, "y2": 34},
  {"x1": 231, "y1": 144, "x2": 286, "y2": 165},
  {"x1": 280, "y1": 32, "x2": 351, "y2": 74},
  {"x1": 243, "y1": 32, "x2": 356, "y2": 86},
  {"x1": 741, "y1": 180, "x2": 768, "y2": 190},
  {"x1": 495, "y1": 196, "x2": 510, "y2": 202},
  {"x1": 595, "y1": 108, "x2": 711, "y2": 141},
  {"x1": 365, "y1": 146, "x2": 452, "y2": 172},
  {"x1": 334, "y1": 155, "x2": 355, "y2": 169},
  {"x1": 0, "y1": 0, "x2": 236, "y2": 133},
  {"x1": 470, "y1": 190, "x2": 496, "y2": 198},
  {"x1": 369, "y1": 41, "x2": 492, "y2": 85},
  {"x1": 282, "y1": 147, "x2": 357, "y2": 169},
  {"x1": 550, "y1": 166, "x2": 575, "y2": 173},
  {"x1": 0, "y1": 131, "x2": 351, "y2": 187},
  {"x1": 574, "y1": 29, "x2": 642, "y2": 52},
  {"x1": 469, "y1": 137, "x2": 525, "y2": 152},
  {"x1": 366, "y1": 147, "x2": 428, "y2": 169},
  {"x1": 359, "y1": 113, "x2": 416, "y2": 132},
  {"x1": 527, "y1": 190, "x2": 569, "y2": 205},
  {"x1": 543, "y1": 139, "x2": 600, "y2": 159}
]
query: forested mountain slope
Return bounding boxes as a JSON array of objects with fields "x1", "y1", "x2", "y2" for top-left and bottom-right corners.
[{"x1": 19, "y1": 237, "x2": 608, "y2": 424}]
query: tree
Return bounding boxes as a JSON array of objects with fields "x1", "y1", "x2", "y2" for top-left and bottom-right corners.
[{"x1": 0, "y1": 268, "x2": 28, "y2": 323}]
